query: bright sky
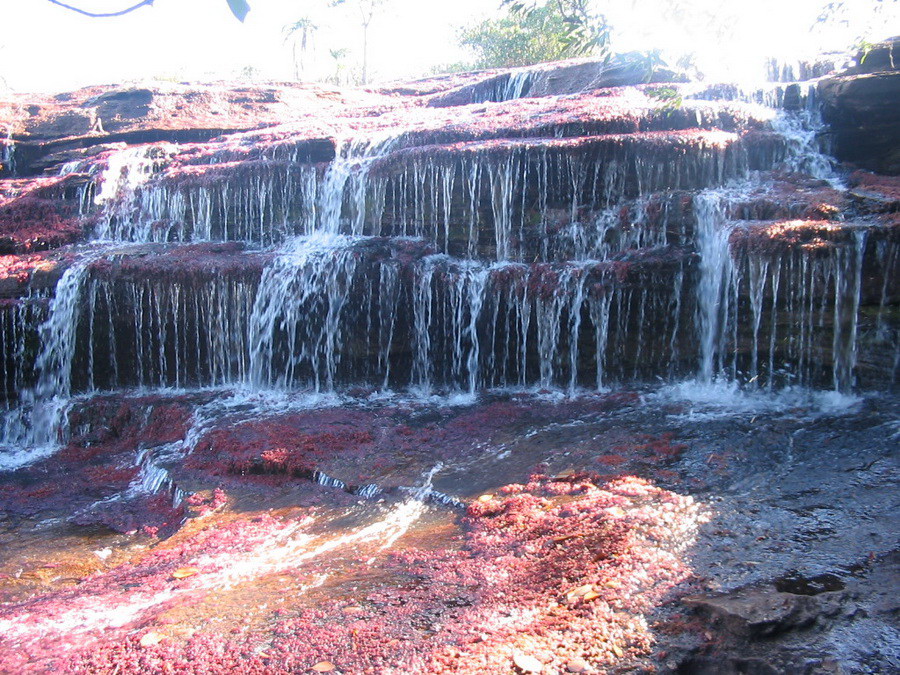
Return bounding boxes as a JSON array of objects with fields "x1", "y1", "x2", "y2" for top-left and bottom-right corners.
[{"x1": 0, "y1": 0, "x2": 894, "y2": 92}]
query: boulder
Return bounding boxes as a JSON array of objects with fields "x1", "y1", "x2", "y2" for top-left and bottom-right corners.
[{"x1": 683, "y1": 582, "x2": 845, "y2": 638}]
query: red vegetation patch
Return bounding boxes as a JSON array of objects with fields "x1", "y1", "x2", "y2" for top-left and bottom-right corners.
[
  {"x1": 0, "y1": 176, "x2": 90, "y2": 253},
  {"x1": 0, "y1": 395, "x2": 199, "y2": 525},
  {"x1": 185, "y1": 395, "x2": 636, "y2": 492},
  {"x1": 5, "y1": 474, "x2": 704, "y2": 674},
  {"x1": 849, "y1": 170, "x2": 900, "y2": 211},
  {"x1": 729, "y1": 219, "x2": 868, "y2": 256},
  {"x1": 372, "y1": 129, "x2": 739, "y2": 175},
  {"x1": 87, "y1": 242, "x2": 270, "y2": 284},
  {"x1": 0, "y1": 196, "x2": 82, "y2": 253},
  {"x1": 728, "y1": 172, "x2": 847, "y2": 221},
  {"x1": 0, "y1": 252, "x2": 64, "y2": 296}
]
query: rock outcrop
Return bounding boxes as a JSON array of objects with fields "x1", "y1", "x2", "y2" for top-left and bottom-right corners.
[{"x1": 819, "y1": 37, "x2": 900, "y2": 174}]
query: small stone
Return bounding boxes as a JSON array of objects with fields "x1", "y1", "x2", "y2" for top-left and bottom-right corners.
[
  {"x1": 565, "y1": 583, "x2": 594, "y2": 603},
  {"x1": 513, "y1": 652, "x2": 544, "y2": 673},
  {"x1": 566, "y1": 658, "x2": 591, "y2": 673},
  {"x1": 139, "y1": 631, "x2": 165, "y2": 647},
  {"x1": 171, "y1": 567, "x2": 200, "y2": 579},
  {"x1": 311, "y1": 662, "x2": 335, "y2": 673},
  {"x1": 478, "y1": 494, "x2": 494, "y2": 502}
]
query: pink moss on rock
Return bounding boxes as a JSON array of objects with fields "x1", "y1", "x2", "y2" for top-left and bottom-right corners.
[
  {"x1": 849, "y1": 170, "x2": 900, "y2": 212},
  {"x1": 0, "y1": 175, "x2": 91, "y2": 251},
  {"x1": 728, "y1": 219, "x2": 886, "y2": 256},
  {"x1": 727, "y1": 172, "x2": 847, "y2": 221},
  {"x1": 5, "y1": 474, "x2": 705, "y2": 674},
  {"x1": 184, "y1": 395, "x2": 636, "y2": 492},
  {"x1": 0, "y1": 394, "x2": 201, "y2": 529}
]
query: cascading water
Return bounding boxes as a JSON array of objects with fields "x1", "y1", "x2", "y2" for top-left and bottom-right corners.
[
  {"x1": 0, "y1": 257, "x2": 93, "y2": 465},
  {"x1": 93, "y1": 144, "x2": 177, "y2": 240},
  {"x1": 249, "y1": 234, "x2": 362, "y2": 391},
  {"x1": 685, "y1": 70, "x2": 879, "y2": 393},
  {"x1": 247, "y1": 135, "x2": 399, "y2": 392},
  {"x1": 694, "y1": 190, "x2": 736, "y2": 383},
  {"x1": 0, "y1": 63, "x2": 895, "y2": 475},
  {"x1": 0, "y1": 130, "x2": 14, "y2": 176}
]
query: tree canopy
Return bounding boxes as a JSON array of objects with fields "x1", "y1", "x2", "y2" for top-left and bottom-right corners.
[{"x1": 460, "y1": 1, "x2": 609, "y2": 69}]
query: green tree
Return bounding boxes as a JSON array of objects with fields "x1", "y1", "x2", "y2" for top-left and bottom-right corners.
[
  {"x1": 460, "y1": 1, "x2": 607, "y2": 69},
  {"x1": 500, "y1": 0, "x2": 609, "y2": 59},
  {"x1": 327, "y1": 48, "x2": 352, "y2": 85}
]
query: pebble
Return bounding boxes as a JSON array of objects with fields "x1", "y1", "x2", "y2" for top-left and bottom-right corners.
[
  {"x1": 513, "y1": 652, "x2": 544, "y2": 673},
  {"x1": 565, "y1": 658, "x2": 592, "y2": 673}
]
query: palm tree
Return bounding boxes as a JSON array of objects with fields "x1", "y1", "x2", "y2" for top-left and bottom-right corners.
[
  {"x1": 284, "y1": 17, "x2": 319, "y2": 81},
  {"x1": 329, "y1": 0, "x2": 386, "y2": 85}
]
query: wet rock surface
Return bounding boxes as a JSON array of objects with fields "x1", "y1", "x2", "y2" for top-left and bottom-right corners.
[
  {"x1": 819, "y1": 37, "x2": 900, "y2": 174},
  {"x1": 0, "y1": 388, "x2": 895, "y2": 673}
]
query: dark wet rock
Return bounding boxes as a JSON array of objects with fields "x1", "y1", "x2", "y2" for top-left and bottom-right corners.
[
  {"x1": 819, "y1": 38, "x2": 900, "y2": 175},
  {"x1": 676, "y1": 656, "x2": 781, "y2": 675},
  {"x1": 773, "y1": 571, "x2": 845, "y2": 596},
  {"x1": 678, "y1": 553, "x2": 900, "y2": 675},
  {"x1": 847, "y1": 170, "x2": 900, "y2": 213},
  {"x1": 843, "y1": 37, "x2": 898, "y2": 76},
  {"x1": 684, "y1": 584, "x2": 842, "y2": 637}
]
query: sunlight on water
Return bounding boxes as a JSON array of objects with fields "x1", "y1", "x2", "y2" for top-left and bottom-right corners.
[{"x1": 0, "y1": 465, "x2": 442, "y2": 650}]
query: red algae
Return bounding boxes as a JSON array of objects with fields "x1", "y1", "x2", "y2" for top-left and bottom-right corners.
[
  {"x1": 729, "y1": 219, "x2": 870, "y2": 256},
  {"x1": 87, "y1": 242, "x2": 271, "y2": 284},
  {"x1": 849, "y1": 169, "x2": 900, "y2": 210},
  {"x1": 14, "y1": 473, "x2": 705, "y2": 675},
  {"x1": 726, "y1": 172, "x2": 847, "y2": 221},
  {"x1": 0, "y1": 395, "x2": 199, "y2": 527},
  {"x1": 184, "y1": 395, "x2": 635, "y2": 491}
]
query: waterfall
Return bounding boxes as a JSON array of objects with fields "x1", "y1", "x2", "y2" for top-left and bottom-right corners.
[
  {"x1": 0, "y1": 63, "x2": 895, "y2": 476},
  {"x1": 0, "y1": 258, "x2": 93, "y2": 463},
  {"x1": 694, "y1": 190, "x2": 734, "y2": 382},
  {"x1": 248, "y1": 234, "x2": 362, "y2": 391},
  {"x1": 688, "y1": 74, "x2": 868, "y2": 391},
  {"x1": 769, "y1": 86, "x2": 841, "y2": 186},
  {"x1": 93, "y1": 144, "x2": 177, "y2": 240},
  {"x1": 247, "y1": 135, "x2": 399, "y2": 393},
  {"x1": 1, "y1": 130, "x2": 14, "y2": 176}
]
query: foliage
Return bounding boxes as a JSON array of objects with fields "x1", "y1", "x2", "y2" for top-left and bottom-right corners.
[
  {"x1": 284, "y1": 17, "x2": 319, "y2": 80},
  {"x1": 814, "y1": 0, "x2": 897, "y2": 50},
  {"x1": 501, "y1": 0, "x2": 610, "y2": 59},
  {"x1": 855, "y1": 39, "x2": 875, "y2": 64},
  {"x1": 460, "y1": 1, "x2": 608, "y2": 69},
  {"x1": 645, "y1": 86, "x2": 683, "y2": 115}
]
